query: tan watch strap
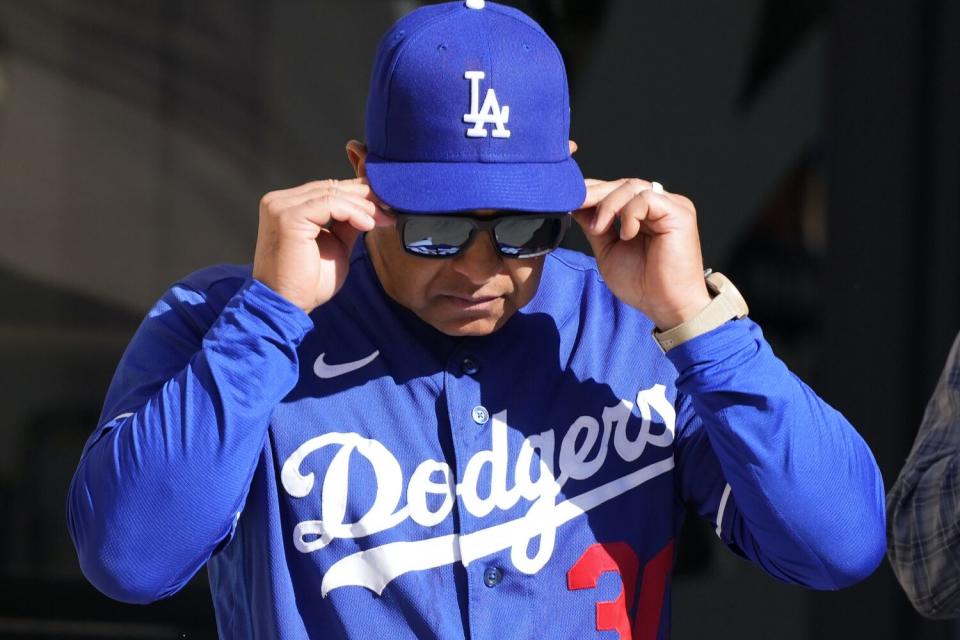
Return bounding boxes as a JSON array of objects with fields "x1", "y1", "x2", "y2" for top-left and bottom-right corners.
[{"x1": 653, "y1": 272, "x2": 749, "y2": 352}]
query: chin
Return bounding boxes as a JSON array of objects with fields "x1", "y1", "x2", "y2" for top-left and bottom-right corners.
[
  {"x1": 421, "y1": 309, "x2": 510, "y2": 336},
  {"x1": 421, "y1": 299, "x2": 515, "y2": 337},
  {"x1": 434, "y1": 317, "x2": 502, "y2": 337}
]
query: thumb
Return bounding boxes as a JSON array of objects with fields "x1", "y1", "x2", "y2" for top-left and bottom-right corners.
[
  {"x1": 329, "y1": 219, "x2": 365, "y2": 254},
  {"x1": 573, "y1": 210, "x2": 617, "y2": 259}
]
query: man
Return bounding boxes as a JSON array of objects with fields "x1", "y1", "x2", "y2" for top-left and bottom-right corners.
[
  {"x1": 888, "y1": 331, "x2": 960, "y2": 619},
  {"x1": 68, "y1": 2, "x2": 885, "y2": 638}
]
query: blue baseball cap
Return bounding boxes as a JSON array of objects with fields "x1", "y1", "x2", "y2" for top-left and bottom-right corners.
[{"x1": 364, "y1": 0, "x2": 585, "y2": 214}]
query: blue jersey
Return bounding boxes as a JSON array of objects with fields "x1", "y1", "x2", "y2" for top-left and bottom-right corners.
[{"x1": 68, "y1": 241, "x2": 885, "y2": 639}]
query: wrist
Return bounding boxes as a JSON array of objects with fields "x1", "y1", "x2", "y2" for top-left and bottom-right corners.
[
  {"x1": 251, "y1": 276, "x2": 317, "y2": 315},
  {"x1": 243, "y1": 278, "x2": 316, "y2": 338},
  {"x1": 651, "y1": 289, "x2": 713, "y2": 331},
  {"x1": 652, "y1": 271, "x2": 749, "y2": 352}
]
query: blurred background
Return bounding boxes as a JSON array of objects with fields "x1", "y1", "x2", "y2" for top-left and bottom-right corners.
[{"x1": 0, "y1": 0, "x2": 957, "y2": 638}]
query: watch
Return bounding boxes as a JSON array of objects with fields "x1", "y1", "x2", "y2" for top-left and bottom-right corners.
[{"x1": 652, "y1": 271, "x2": 749, "y2": 352}]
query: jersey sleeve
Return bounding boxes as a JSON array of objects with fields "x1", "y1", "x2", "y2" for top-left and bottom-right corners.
[
  {"x1": 67, "y1": 269, "x2": 314, "y2": 604},
  {"x1": 886, "y1": 332, "x2": 960, "y2": 618},
  {"x1": 670, "y1": 318, "x2": 886, "y2": 589}
]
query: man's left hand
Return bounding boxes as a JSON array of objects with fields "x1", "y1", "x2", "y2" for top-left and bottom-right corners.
[{"x1": 574, "y1": 178, "x2": 712, "y2": 330}]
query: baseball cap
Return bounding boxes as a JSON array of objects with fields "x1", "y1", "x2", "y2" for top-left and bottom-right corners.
[{"x1": 363, "y1": 0, "x2": 585, "y2": 214}]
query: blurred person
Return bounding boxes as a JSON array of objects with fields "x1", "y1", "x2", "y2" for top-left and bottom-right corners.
[
  {"x1": 67, "y1": 2, "x2": 885, "y2": 637},
  {"x1": 888, "y1": 330, "x2": 960, "y2": 618}
]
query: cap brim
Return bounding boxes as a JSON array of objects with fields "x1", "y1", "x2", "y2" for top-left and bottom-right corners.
[{"x1": 365, "y1": 154, "x2": 586, "y2": 214}]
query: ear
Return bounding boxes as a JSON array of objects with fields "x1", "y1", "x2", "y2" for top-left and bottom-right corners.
[
  {"x1": 346, "y1": 140, "x2": 368, "y2": 177},
  {"x1": 568, "y1": 139, "x2": 578, "y2": 155}
]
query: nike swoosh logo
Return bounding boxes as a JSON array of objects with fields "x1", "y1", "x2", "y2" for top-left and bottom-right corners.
[{"x1": 314, "y1": 351, "x2": 380, "y2": 379}]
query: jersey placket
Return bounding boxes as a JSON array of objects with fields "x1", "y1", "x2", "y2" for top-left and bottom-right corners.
[{"x1": 443, "y1": 339, "x2": 511, "y2": 639}]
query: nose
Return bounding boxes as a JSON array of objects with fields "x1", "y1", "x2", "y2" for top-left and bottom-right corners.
[{"x1": 451, "y1": 230, "x2": 503, "y2": 284}]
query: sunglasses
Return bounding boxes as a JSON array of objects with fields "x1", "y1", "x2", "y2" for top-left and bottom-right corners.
[{"x1": 395, "y1": 211, "x2": 571, "y2": 259}]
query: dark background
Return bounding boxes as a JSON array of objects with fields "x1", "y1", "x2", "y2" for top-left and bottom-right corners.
[{"x1": 0, "y1": 0, "x2": 957, "y2": 638}]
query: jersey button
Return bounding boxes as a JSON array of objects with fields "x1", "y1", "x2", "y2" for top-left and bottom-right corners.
[
  {"x1": 483, "y1": 566, "x2": 502, "y2": 587},
  {"x1": 471, "y1": 405, "x2": 489, "y2": 425},
  {"x1": 461, "y1": 356, "x2": 480, "y2": 376}
]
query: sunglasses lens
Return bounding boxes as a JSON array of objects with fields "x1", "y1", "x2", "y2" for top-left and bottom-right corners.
[
  {"x1": 402, "y1": 218, "x2": 474, "y2": 256},
  {"x1": 495, "y1": 217, "x2": 566, "y2": 257}
]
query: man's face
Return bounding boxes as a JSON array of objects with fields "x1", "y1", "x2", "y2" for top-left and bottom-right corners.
[{"x1": 364, "y1": 220, "x2": 546, "y2": 337}]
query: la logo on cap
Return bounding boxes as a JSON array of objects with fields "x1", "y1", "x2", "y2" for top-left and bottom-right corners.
[{"x1": 463, "y1": 71, "x2": 511, "y2": 139}]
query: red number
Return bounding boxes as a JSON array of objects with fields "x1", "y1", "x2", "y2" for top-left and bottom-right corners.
[
  {"x1": 567, "y1": 542, "x2": 639, "y2": 639},
  {"x1": 567, "y1": 540, "x2": 674, "y2": 640}
]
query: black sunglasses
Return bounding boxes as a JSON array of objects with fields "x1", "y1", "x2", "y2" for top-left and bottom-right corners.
[{"x1": 395, "y1": 211, "x2": 571, "y2": 259}]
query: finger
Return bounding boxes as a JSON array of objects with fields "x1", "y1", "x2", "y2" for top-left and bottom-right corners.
[
  {"x1": 664, "y1": 191, "x2": 695, "y2": 212},
  {"x1": 325, "y1": 199, "x2": 379, "y2": 231},
  {"x1": 618, "y1": 193, "x2": 651, "y2": 241},
  {"x1": 294, "y1": 182, "x2": 375, "y2": 204},
  {"x1": 352, "y1": 182, "x2": 396, "y2": 226},
  {"x1": 365, "y1": 188, "x2": 395, "y2": 214},
  {"x1": 262, "y1": 179, "x2": 373, "y2": 207},
  {"x1": 372, "y1": 206, "x2": 396, "y2": 228},
  {"x1": 641, "y1": 182, "x2": 696, "y2": 212},
  {"x1": 591, "y1": 179, "x2": 653, "y2": 235},
  {"x1": 621, "y1": 191, "x2": 691, "y2": 240},
  {"x1": 578, "y1": 178, "x2": 629, "y2": 210},
  {"x1": 272, "y1": 187, "x2": 378, "y2": 217},
  {"x1": 292, "y1": 195, "x2": 377, "y2": 232},
  {"x1": 314, "y1": 178, "x2": 394, "y2": 226},
  {"x1": 295, "y1": 177, "x2": 370, "y2": 193}
]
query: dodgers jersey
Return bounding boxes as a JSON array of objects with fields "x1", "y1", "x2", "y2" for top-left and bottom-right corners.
[{"x1": 68, "y1": 240, "x2": 886, "y2": 639}]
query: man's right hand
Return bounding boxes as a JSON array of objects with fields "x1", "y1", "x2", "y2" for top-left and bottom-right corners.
[{"x1": 252, "y1": 178, "x2": 393, "y2": 314}]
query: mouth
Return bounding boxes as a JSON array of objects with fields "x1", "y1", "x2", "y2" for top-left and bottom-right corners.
[{"x1": 438, "y1": 293, "x2": 503, "y2": 312}]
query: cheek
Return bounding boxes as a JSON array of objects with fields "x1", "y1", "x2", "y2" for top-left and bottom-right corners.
[
  {"x1": 506, "y1": 259, "x2": 545, "y2": 305},
  {"x1": 399, "y1": 264, "x2": 444, "y2": 307},
  {"x1": 388, "y1": 256, "x2": 450, "y2": 311},
  {"x1": 367, "y1": 229, "x2": 445, "y2": 309}
]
